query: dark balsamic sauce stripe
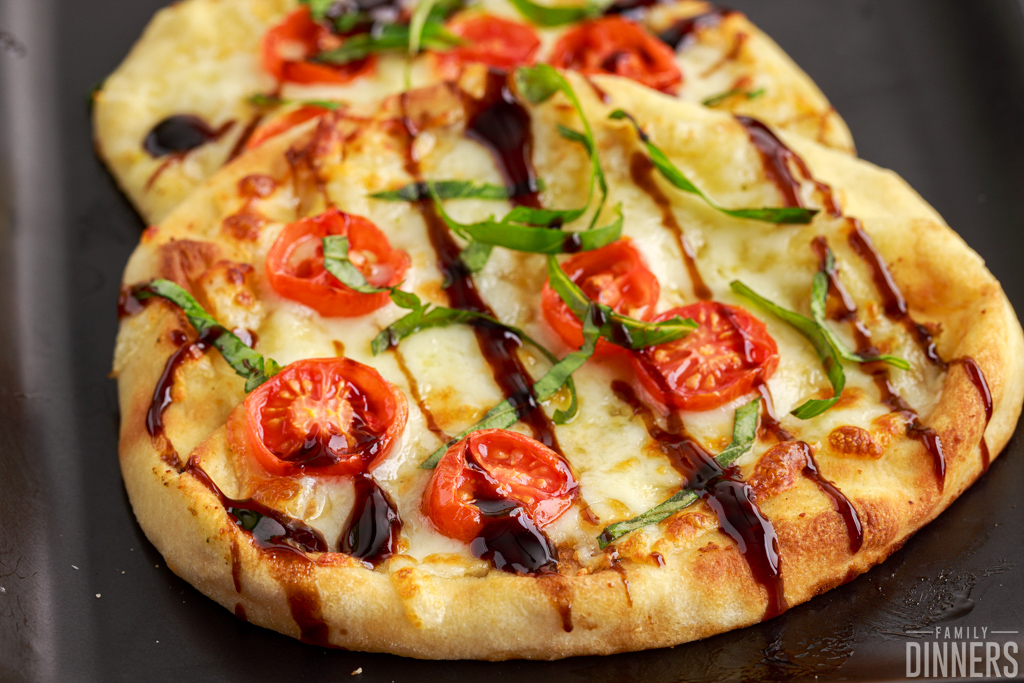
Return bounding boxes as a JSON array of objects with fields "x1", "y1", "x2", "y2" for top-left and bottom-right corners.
[
  {"x1": 872, "y1": 373, "x2": 947, "y2": 489},
  {"x1": 398, "y1": 79, "x2": 561, "y2": 454},
  {"x1": 226, "y1": 113, "x2": 266, "y2": 164},
  {"x1": 656, "y1": 8, "x2": 736, "y2": 51},
  {"x1": 391, "y1": 346, "x2": 450, "y2": 443},
  {"x1": 846, "y1": 220, "x2": 944, "y2": 367},
  {"x1": 143, "y1": 114, "x2": 235, "y2": 158},
  {"x1": 184, "y1": 458, "x2": 333, "y2": 646},
  {"x1": 811, "y1": 235, "x2": 879, "y2": 356},
  {"x1": 796, "y1": 442, "x2": 863, "y2": 553},
  {"x1": 628, "y1": 152, "x2": 712, "y2": 300},
  {"x1": 956, "y1": 357, "x2": 993, "y2": 469},
  {"x1": 339, "y1": 474, "x2": 402, "y2": 566},
  {"x1": 735, "y1": 116, "x2": 840, "y2": 217},
  {"x1": 611, "y1": 380, "x2": 786, "y2": 618}
]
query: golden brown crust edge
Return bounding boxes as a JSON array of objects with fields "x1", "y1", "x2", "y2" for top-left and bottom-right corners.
[{"x1": 112, "y1": 98, "x2": 1024, "y2": 661}]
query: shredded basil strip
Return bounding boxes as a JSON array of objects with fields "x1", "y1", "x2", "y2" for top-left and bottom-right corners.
[
  {"x1": 701, "y1": 87, "x2": 766, "y2": 108},
  {"x1": 458, "y1": 241, "x2": 494, "y2": 273},
  {"x1": 730, "y1": 280, "x2": 845, "y2": 419},
  {"x1": 507, "y1": 0, "x2": 606, "y2": 26},
  {"x1": 248, "y1": 94, "x2": 342, "y2": 111},
  {"x1": 369, "y1": 179, "x2": 531, "y2": 202},
  {"x1": 609, "y1": 109, "x2": 817, "y2": 225},
  {"x1": 812, "y1": 250, "x2": 910, "y2": 370},
  {"x1": 370, "y1": 290, "x2": 579, "y2": 424},
  {"x1": 419, "y1": 310, "x2": 601, "y2": 469},
  {"x1": 134, "y1": 279, "x2": 281, "y2": 392},
  {"x1": 547, "y1": 255, "x2": 697, "y2": 349},
  {"x1": 597, "y1": 397, "x2": 760, "y2": 548},
  {"x1": 320, "y1": 235, "x2": 391, "y2": 294},
  {"x1": 516, "y1": 65, "x2": 609, "y2": 230},
  {"x1": 316, "y1": 22, "x2": 460, "y2": 64}
]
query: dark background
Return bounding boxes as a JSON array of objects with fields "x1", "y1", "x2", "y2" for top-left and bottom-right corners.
[{"x1": 1, "y1": 1, "x2": 1023, "y2": 680}]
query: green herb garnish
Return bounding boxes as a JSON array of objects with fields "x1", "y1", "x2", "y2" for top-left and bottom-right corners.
[
  {"x1": 507, "y1": 0, "x2": 606, "y2": 26},
  {"x1": 597, "y1": 397, "x2": 760, "y2": 547},
  {"x1": 419, "y1": 310, "x2": 602, "y2": 469},
  {"x1": 730, "y1": 280, "x2": 845, "y2": 419},
  {"x1": 316, "y1": 22, "x2": 460, "y2": 65},
  {"x1": 133, "y1": 279, "x2": 281, "y2": 392},
  {"x1": 547, "y1": 255, "x2": 697, "y2": 349},
  {"x1": 701, "y1": 87, "x2": 766, "y2": 108},
  {"x1": 609, "y1": 109, "x2": 817, "y2": 224},
  {"x1": 812, "y1": 249, "x2": 910, "y2": 370},
  {"x1": 369, "y1": 179, "x2": 535, "y2": 202},
  {"x1": 248, "y1": 93, "x2": 342, "y2": 110}
]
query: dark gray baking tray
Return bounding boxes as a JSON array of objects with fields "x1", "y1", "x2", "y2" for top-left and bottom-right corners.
[{"x1": 1, "y1": 1, "x2": 1023, "y2": 680}]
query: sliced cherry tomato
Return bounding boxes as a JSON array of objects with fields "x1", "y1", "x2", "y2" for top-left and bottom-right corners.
[
  {"x1": 631, "y1": 301, "x2": 779, "y2": 412},
  {"x1": 245, "y1": 105, "x2": 331, "y2": 151},
  {"x1": 262, "y1": 8, "x2": 376, "y2": 85},
  {"x1": 266, "y1": 208, "x2": 410, "y2": 317},
  {"x1": 548, "y1": 16, "x2": 682, "y2": 94},
  {"x1": 433, "y1": 15, "x2": 541, "y2": 79},
  {"x1": 422, "y1": 429, "x2": 578, "y2": 543},
  {"x1": 237, "y1": 358, "x2": 408, "y2": 477},
  {"x1": 541, "y1": 238, "x2": 660, "y2": 355}
]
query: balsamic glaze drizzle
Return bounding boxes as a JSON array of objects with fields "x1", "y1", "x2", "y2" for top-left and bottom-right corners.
[
  {"x1": 339, "y1": 474, "x2": 401, "y2": 566},
  {"x1": 628, "y1": 152, "x2": 712, "y2": 300},
  {"x1": 795, "y1": 442, "x2": 863, "y2": 554},
  {"x1": 144, "y1": 114, "x2": 234, "y2": 158},
  {"x1": 735, "y1": 116, "x2": 840, "y2": 217},
  {"x1": 846, "y1": 220, "x2": 944, "y2": 367},
  {"x1": 464, "y1": 70, "x2": 543, "y2": 207},
  {"x1": 956, "y1": 357, "x2": 993, "y2": 469},
  {"x1": 185, "y1": 459, "x2": 328, "y2": 555},
  {"x1": 399, "y1": 78, "x2": 562, "y2": 454},
  {"x1": 611, "y1": 381, "x2": 786, "y2": 618},
  {"x1": 657, "y1": 8, "x2": 735, "y2": 50}
]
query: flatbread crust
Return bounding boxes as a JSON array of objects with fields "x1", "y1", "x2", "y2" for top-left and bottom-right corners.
[
  {"x1": 112, "y1": 72, "x2": 1024, "y2": 659},
  {"x1": 93, "y1": 0, "x2": 854, "y2": 224}
]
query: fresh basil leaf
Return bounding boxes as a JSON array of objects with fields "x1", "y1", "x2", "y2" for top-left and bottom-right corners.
[
  {"x1": 316, "y1": 22, "x2": 460, "y2": 64},
  {"x1": 387, "y1": 287, "x2": 423, "y2": 311},
  {"x1": 811, "y1": 249, "x2": 910, "y2": 370},
  {"x1": 701, "y1": 87, "x2": 766, "y2": 108},
  {"x1": 369, "y1": 180, "x2": 522, "y2": 202},
  {"x1": 546, "y1": 255, "x2": 697, "y2": 349},
  {"x1": 609, "y1": 109, "x2": 817, "y2": 225},
  {"x1": 299, "y1": 0, "x2": 336, "y2": 21},
  {"x1": 458, "y1": 240, "x2": 494, "y2": 273},
  {"x1": 409, "y1": 0, "x2": 439, "y2": 57},
  {"x1": 134, "y1": 279, "x2": 281, "y2": 392},
  {"x1": 598, "y1": 397, "x2": 761, "y2": 548},
  {"x1": 321, "y1": 235, "x2": 389, "y2": 294},
  {"x1": 730, "y1": 280, "x2": 845, "y2": 419},
  {"x1": 515, "y1": 65, "x2": 609, "y2": 229},
  {"x1": 419, "y1": 310, "x2": 600, "y2": 469},
  {"x1": 248, "y1": 93, "x2": 342, "y2": 110},
  {"x1": 508, "y1": 0, "x2": 606, "y2": 26}
]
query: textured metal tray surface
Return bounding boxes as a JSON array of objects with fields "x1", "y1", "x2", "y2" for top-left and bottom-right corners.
[{"x1": 1, "y1": 1, "x2": 1023, "y2": 681}]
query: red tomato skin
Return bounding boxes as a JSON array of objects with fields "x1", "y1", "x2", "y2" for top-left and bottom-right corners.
[
  {"x1": 434, "y1": 15, "x2": 541, "y2": 79},
  {"x1": 265, "y1": 208, "x2": 410, "y2": 317},
  {"x1": 238, "y1": 358, "x2": 408, "y2": 478},
  {"x1": 541, "y1": 238, "x2": 660, "y2": 355},
  {"x1": 262, "y1": 8, "x2": 377, "y2": 85},
  {"x1": 422, "y1": 429, "x2": 578, "y2": 543},
  {"x1": 548, "y1": 16, "x2": 683, "y2": 94},
  {"x1": 246, "y1": 105, "x2": 331, "y2": 151},
  {"x1": 631, "y1": 302, "x2": 779, "y2": 412}
]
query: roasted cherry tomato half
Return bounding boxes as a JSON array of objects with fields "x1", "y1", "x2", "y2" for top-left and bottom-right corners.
[
  {"x1": 434, "y1": 15, "x2": 541, "y2": 79},
  {"x1": 266, "y1": 208, "x2": 410, "y2": 317},
  {"x1": 236, "y1": 358, "x2": 408, "y2": 477},
  {"x1": 262, "y1": 7, "x2": 376, "y2": 85},
  {"x1": 631, "y1": 301, "x2": 778, "y2": 412},
  {"x1": 422, "y1": 429, "x2": 578, "y2": 544},
  {"x1": 246, "y1": 105, "x2": 332, "y2": 151},
  {"x1": 541, "y1": 238, "x2": 660, "y2": 355},
  {"x1": 548, "y1": 17, "x2": 682, "y2": 94}
]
